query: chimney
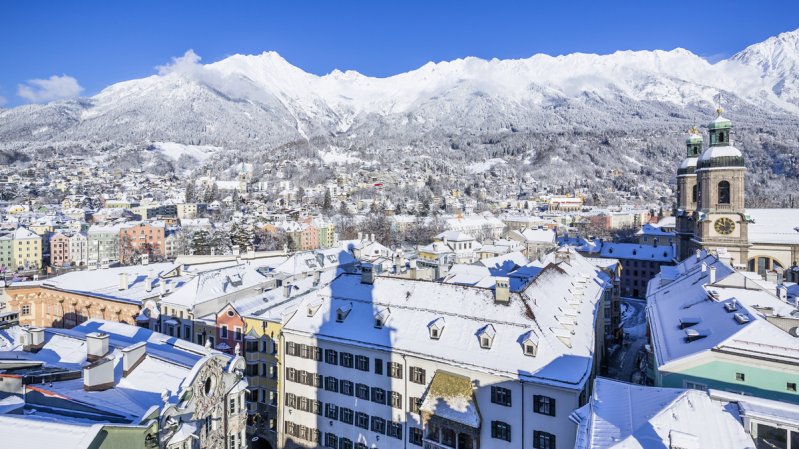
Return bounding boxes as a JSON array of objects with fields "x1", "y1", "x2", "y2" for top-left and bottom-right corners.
[
  {"x1": 83, "y1": 358, "x2": 114, "y2": 391},
  {"x1": 145, "y1": 270, "x2": 153, "y2": 292},
  {"x1": 357, "y1": 231, "x2": 363, "y2": 241},
  {"x1": 86, "y1": 332, "x2": 110, "y2": 362},
  {"x1": 313, "y1": 270, "x2": 321, "y2": 286},
  {"x1": 361, "y1": 264, "x2": 376, "y2": 284},
  {"x1": 701, "y1": 262, "x2": 707, "y2": 273},
  {"x1": 118, "y1": 272, "x2": 129, "y2": 290},
  {"x1": 247, "y1": 248, "x2": 255, "y2": 259},
  {"x1": 709, "y1": 266, "x2": 716, "y2": 284},
  {"x1": 141, "y1": 253, "x2": 149, "y2": 266},
  {"x1": 21, "y1": 327, "x2": 45, "y2": 352},
  {"x1": 159, "y1": 281, "x2": 166, "y2": 296},
  {"x1": 695, "y1": 249, "x2": 701, "y2": 262},
  {"x1": 653, "y1": 237, "x2": 658, "y2": 248},
  {"x1": 495, "y1": 277, "x2": 510, "y2": 304},
  {"x1": 232, "y1": 245, "x2": 240, "y2": 256},
  {"x1": 394, "y1": 253, "x2": 403, "y2": 274},
  {"x1": 409, "y1": 259, "x2": 418, "y2": 280},
  {"x1": 777, "y1": 284, "x2": 788, "y2": 302},
  {"x1": 122, "y1": 341, "x2": 146, "y2": 376},
  {"x1": 283, "y1": 282, "x2": 292, "y2": 298}
]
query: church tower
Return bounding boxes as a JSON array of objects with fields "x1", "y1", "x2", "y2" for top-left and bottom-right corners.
[
  {"x1": 675, "y1": 127, "x2": 702, "y2": 260},
  {"x1": 691, "y1": 108, "x2": 749, "y2": 265}
]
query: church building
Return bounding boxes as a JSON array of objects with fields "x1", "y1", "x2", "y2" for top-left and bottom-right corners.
[{"x1": 675, "y1": 109, "x2": 799, "y2": 279}]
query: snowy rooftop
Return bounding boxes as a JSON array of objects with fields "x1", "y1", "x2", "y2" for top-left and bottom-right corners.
[
  {"x1": 647, "y1": 254, "x2": 799, "y2": 369},
  {"x1": 599, "y1": 242, "x2": 674, "y2": 262},
  {"x1": 0, "y1": 319, "x2": 224, "y2": 422},
  {"x1": 746, "y1": 208, "x2": 799, "y2": 245},
  {"x1": 572, "y1": 378, "x2": 754, "y2": 449},
  {"x1": 0, "y1": 415, "x2": 104, "y2": 449},
  {"x1": 283, "y1": 248, "x2": 607, "y2": 389}
]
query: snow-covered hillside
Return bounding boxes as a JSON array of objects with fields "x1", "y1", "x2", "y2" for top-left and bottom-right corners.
[{"x1": 1, "y1": 29, "x2": 798, "y2": 205}]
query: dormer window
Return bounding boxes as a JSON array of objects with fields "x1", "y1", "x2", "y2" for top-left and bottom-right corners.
[
  {"x1": 306, "y1": 300, "x2": 322, "y2": 317},
  {"x1": 478, "y1": 324, "x2": 496, "y2": 349},
  {"x1": 522, "y1": 330, "x2": 539, "y2": 357},
  {"x1": 336, "y1": 303, "x2": 352, "y2": 323},
  {"x1": 374, "y1": 307, "x2": 391, "y2": 329},
  {"x1": 428, "y1": 317, "x2": 445, "y2": 340}
]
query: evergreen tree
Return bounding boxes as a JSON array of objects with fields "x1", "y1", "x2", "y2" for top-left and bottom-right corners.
[
  {"x1": 185, "y1": 181, "x2": 195, "y2": 203},
  {"x1": 190, "y1": 230, "x2": 211, "y2": 255},
  {"x1": 322, "y1": 189, "x2": 332, "y2": 212}
]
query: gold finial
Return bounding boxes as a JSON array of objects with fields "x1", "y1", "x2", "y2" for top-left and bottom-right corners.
[
  {"x1": 689, "y1": 126, "x2": 698, "y2": 135},
  {"x1": 715, "y1": 107, "x2": 724, "y2": 117}
]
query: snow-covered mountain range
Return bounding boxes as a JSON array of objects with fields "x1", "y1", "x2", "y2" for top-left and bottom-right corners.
[{"x1": 1, "y1": 28, "x2": 798, "y2": 204}]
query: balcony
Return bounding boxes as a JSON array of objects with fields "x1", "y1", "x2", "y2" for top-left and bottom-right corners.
[
  {"x1": 423, "y1": 440, "x2": 453, "y2": 449},
  {"x1": 715, "y1": 203, "x2": 732, "y2": 210}
]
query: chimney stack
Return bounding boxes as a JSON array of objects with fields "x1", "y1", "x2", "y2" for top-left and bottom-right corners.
[
  {"x1": 283, "y1": 282, "x2": 292, "y2": 298},
  {"x1": 701, "y1": 262, "x2": 707, "y2": 273},
  {"x1": 21, "y1": 327, "x2": 45, "y2": 352},
  {"x1": 777, "y1": 284, "x2": 788, "y2": 302},
  {"x1": 86, "y1": 332, "x2": 110, "y2": 362},
  {"x1": 141, "y1": 253, "x2": 149, "y2": 266},
  {"x1": 145, "y1": 270, "x2": 153, "y2": 292},
  {"x1": 361, "y1": 264, "x2": 376, "y2": 284},
  {"x1": 695, "y1": 249, "x2": 701, "y2": 262},
  {"x1": 83, "y1": 358, "x2": 114, "y2": 391},
  {"x1": 409, "y1": 259, "x2": 418, "y2": 280},
  {"x1": 122, "y1": 341, "x2": 146, "y2": 376},
  {"x1": 313, "y1": 270, "x2": 321, "y2": 287},
  {"x1": 495, "y1": 277, "x2": 510, "y2": 304},
  {"x1": 709, "y1": 266, "x2": 717, "y2": 284},
  {"x1": 118, "y1": 272, "x2": 129, "y2": 290}
]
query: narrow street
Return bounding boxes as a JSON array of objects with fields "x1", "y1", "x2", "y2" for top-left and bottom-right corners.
[{"x1": 607, "y1": 297, "x2": 648, "y2": 383}]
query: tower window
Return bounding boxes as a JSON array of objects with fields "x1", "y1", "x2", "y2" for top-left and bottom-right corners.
[
  {"x1": 691, "y1": 184, "x2": 698, "y2": 203},
  {"x1": 718, "y1": 181, "x2": 730, "y2": 204}
]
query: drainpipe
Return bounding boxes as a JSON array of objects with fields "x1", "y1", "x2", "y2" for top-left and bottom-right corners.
[{"x1": 402, "y1": 353, "x2": 408, "y2": 449}]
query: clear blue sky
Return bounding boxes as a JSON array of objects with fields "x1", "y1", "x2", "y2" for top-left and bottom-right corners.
[{"x1": 1, "y1": 0, "x2": 798, "y2": 106}]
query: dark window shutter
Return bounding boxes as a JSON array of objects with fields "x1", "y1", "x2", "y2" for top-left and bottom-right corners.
[{"x1": 550, "y1": 398, "x2": 556, "y2": 416}]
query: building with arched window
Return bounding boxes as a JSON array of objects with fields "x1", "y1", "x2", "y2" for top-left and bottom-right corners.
[{"x1": 675, "y1": 110, "x2": 799, "y2": 279}]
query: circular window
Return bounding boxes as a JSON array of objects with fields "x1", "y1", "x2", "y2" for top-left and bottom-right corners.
[{"x1": 227, "y1": 310, "x2": 235, "y2": 317}]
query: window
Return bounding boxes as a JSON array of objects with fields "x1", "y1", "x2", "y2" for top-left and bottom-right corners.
[
  {"x1": 355, "y1": 355, "x2": 370, "y2": 371},
  {"x1": 325, "y1": 403, "x2": 338, "y2": 420},
  {"x1": 221, "y1": 326, "x2": 228, "y2": 338},
  {"x1": 491, "y1": 421, "x2": 511, "y2": 441},
  {"x1": 371, "y1": 416, "x2": 386, "y2": 434},
  {"x1": 718, "y1": 181, "x2": 731, "y2": 204},
  {"x1": 534, "y1": 395, "x2": 556, "y2": 416},
  {"x1": 534, "y1": 430, "x2": 556, "y2": 449},
  {"x1": 234, "y1": 327, "x2": 242, "y2": 341},
  {"x1": 410, "y1": 366, "x2": 426, "y2": 384},
  {"x1": 388, "y1": 361, "x2": 403, "y2": 379},
  {"x1": 229, "y1": 397, "x2": 236, "y2": 414},
  {"x1": 356, "y1": 383, "x2": 370, "y2": 400},
  {"x1": 387, "y1": 421, "x2": 402, "y2": 439},
  {"x1": 229, "y1": 434, "x2": 237, "y2": 449},
  {"x1": 736, "y1": 372, "x2": 746, "y2": 382},
  {"x1": 341, "y1": 380, "x2": 354, "y2": 396},
  {"x1": 325, "y1": 349, "x2": 338, "y2": 365},
  {"x1": 684, "y1": 381, "x2": 708, "y2": 392},
  {"x1": 340, "y1": 407, "x2": 354, "y2": 424},
  {"x1": 390, "y1": 391, "x2": 403, "y2": 409},
  {"x1": 285, "y1": 393, "x2": 296, "y2": 409},
  {"x1": 325, "y1": 376, "x2": 339, "y2": 393},
  {"x1": 371, "y1": 387, "x2": 386, "y2": 404},
  {"x1": 375, "y1": 358, "x2": 383, "y2": 375},
  {"x1": 409, "y1": 397, "x2": 421, "y2": 414},
  {"x1": 355, "y1": 412, "x2": 369, "y2": 429},
  {"x1": 324, "y1": 433, "x2": 337, "y2": 448},
  {"x1": 21, "y1": 305, "x2": 30, "y2": 316},
  {"x1": 491, "y1": 386, "x2": 512, "y2": 406},
  {"x1": 409, "y1": 427, "x2": 423, "y2": 446},
  {"x1": 340, "y1": 352, "x2": 354, "y2": 368},
  {"x1": 340, "y1": 438, "x2": 353, "y2": 449},
  {"x1": 286, "y1": 341, "x2": 296, "y2": 356}
]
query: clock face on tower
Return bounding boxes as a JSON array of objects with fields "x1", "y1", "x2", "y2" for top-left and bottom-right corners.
[{"x1": 714, "y1": 217, "x2": 735, "y2": 235}]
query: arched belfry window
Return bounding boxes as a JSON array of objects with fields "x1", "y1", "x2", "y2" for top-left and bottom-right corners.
[
  {"x1": 718, "y1": 181, "x2": 731, "y2": 204},
  {"x1": 719, "y1": 132, "x2": 725, "y2": 143},
  {"x1": 691, "y1": 184, "x2": 698, "y2": 203}
]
